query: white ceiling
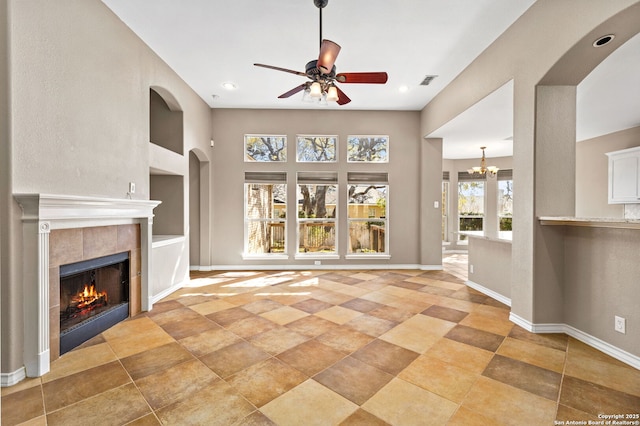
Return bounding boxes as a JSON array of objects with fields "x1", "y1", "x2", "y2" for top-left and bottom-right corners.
[{"x1": 101, "y1": 0, "x2": 639, "y2": 159}]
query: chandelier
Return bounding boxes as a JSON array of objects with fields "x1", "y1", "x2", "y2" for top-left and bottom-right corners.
[{"x1": 468, "y1": 146, "x2": 499, "y2": 177}]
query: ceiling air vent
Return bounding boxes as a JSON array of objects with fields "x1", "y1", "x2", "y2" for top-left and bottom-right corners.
[{"x1": 420, "y1": 75, "x2": 438, "y2": 86}]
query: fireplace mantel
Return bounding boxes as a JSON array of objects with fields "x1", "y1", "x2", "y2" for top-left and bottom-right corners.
[
  {"x1": 13, "y1": 194, "x2": 161, "y2": 380},
  {"x1": 14, "y1": 193, "x2": 160, "y2": 225}
]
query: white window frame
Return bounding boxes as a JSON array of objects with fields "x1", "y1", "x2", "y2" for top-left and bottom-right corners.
[
  {"x1": 244, "y1": 134, "x2": 287, "y2": 162},
  {"x1": 295, "y1": 172, "x2": 339, "y2": 260},
  {"x1": 243, "y1": 172, "x2": 288, "y2": 259},
  {"x1": 296, "y1": 135, "x2": 338, "y2": 163},
  {"x1": 346, "y1": 135, "x2": 389, "y2": 163},
  {"x1": 346, "y1": 172, "x2": 390, "y2": 259},
  {"x1": 457, "y1": 176, "x2": 486, "y2": 242}
]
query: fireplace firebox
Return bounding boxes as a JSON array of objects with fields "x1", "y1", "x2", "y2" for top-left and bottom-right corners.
[{"x1": 59, "y1": 252, "x2": 130, "y2": 354}]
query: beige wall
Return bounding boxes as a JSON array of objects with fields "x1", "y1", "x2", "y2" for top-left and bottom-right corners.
[
  {"x1": 576, "y1": 126, "x2": 640, "y2": 218},
  {"x1": 210, "y1": 109, "x2": 427, "y2": 268},
  {"x1": 2, "y1": 0, "x2": 211, "y2": 377},
  {"x1": 563, "y1": 226, "x2": 640, "y2": 355},
  {"x1": 468, "y1": 237, "x2": 512, "y2": 301}
]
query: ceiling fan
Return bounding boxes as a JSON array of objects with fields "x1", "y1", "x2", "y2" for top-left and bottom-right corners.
[{"x1": 254, "y1": 0, "x2": 388, "y2": 106}]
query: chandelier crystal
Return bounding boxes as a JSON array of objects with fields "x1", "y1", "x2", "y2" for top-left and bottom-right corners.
[{"x1": 468, "y1": 146, "x2": 499, "y2": 177}]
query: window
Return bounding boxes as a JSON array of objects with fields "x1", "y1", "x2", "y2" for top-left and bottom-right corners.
[
  {"x1": 458, "y1": 172, "x2": 485, "y2": 240},
  {"x1": 244, "y1": 172, "x2": 287, "y2": 256},
  {"x1": 347, "y1": 136, "x2": 389, "y2": 162},
  {"x1": 347, "y1": 172, "x2": 388, "y2": 255},
  {"x1": 442, "y1": 172, "x2": 449, "y2": 242},
  {"x1": 498, "y1": 169, "x2": 513, "y2": 240},
  {"x1": 297, "y1": 172, "x2": 338, "y2": 255},
  {"x1": 245, "y1": 135, "x2": 287, "y2": 162},
  {"x1": 296, "y1": 135, "x2": 337, "y2": 162}
]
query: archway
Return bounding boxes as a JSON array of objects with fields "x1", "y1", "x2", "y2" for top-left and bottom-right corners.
[{"x1": 189, "y1": 148, "x2": 211, "y2": 268}]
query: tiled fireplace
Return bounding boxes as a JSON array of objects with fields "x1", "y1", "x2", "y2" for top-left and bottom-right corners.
[
  {"x1": 49, "y1": 224, "x2": 141, "y2": 360},
  {"x1": 14, "y1": 194, "x2": 160, "y2": 379}
]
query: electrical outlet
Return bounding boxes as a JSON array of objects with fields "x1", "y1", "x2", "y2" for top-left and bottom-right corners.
[
  {"x1": 469, "y1": 264, "x2": 474, "y2": 274},
  {"x1": 314, "y1": 260, "x2": 321, "y2": 266},
  {"x1": 433, "y1": 201, "x2": 439, "y2": 208},
  {"x1": 129, "y1": 182, "x2": 136, "y2": 194},
  {"x1": 614, "y1": 316, "x2": 626, "y2": 334}
]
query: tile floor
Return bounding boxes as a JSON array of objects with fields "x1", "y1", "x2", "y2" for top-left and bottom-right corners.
[{"x1": 3, "y1": 259, "x2": 639, "y2": 425}]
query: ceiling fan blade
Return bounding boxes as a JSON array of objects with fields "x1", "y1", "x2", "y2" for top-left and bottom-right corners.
[
  {"x1": 336, "y1": 72, "x2": 388, "y2": 84},
  {"x1": 335, "y1": 86, "x2": 351, "y2": 105},
  {"x1": 254, "y1": 63, "x2": 307, "y2": 77},
  {"x1": 317, "y1": 39, "x2": 341, "y2": 74},
  {"x1": 278, "y1": 84, "x2": 307, "y2": 99}
]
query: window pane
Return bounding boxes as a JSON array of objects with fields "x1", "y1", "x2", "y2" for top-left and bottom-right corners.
[
  {"x1": 348, "y1": 185, "x2": 387, "y2": 217},
  {"x1": 442, "y1": 181, "x2": 449, "y2": 241},
  {"x1": 296, "y1": 136, "x2": 337, "y2": 162},
  {"x1": 458, "y1": 181, "x2": 484, "y2": 215},
  {"x1": 297, "y1": 184, "x2": 337, "y2": 254},
  {"x1": 298, "y1": 221, "x2": 336, "y2": 253},
  {"x1": 247, "y1": 221, "x2": 286, "y2": 254},
  {"x1": 348, "y1": 221, "x2": 386, "y2": 253},
  {"x1": 348, "y1": 184, "x2": 388, "y2": 254},
  {"x1": 458, "y1": 181, "x2": 484, "y2": 240},
  {"x1": 245, "y1": 135, "x2": 286, "y2": 162},
  {"x1": 498, "y1": 179, "x2": 513, "y2": 238},
  {"x1": 347, "y1": 136, "x2": 388, "y2": 162},
  {"x1": 297, "y1": 184, "x2": 337, "y2": 218},
  {"x1": 245, "y1": 183, "x2": 286, "y2": 254},
  {"x1": 498, "y1": 180, "x2": 513, "y2": 217}
]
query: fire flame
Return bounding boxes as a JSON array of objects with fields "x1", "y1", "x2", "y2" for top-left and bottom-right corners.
[{"x1": 73, "y1": 284, "x2": 108, "y2": 308}]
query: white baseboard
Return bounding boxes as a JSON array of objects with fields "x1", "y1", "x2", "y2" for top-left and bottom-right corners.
[
  {"x1": 150, "y1": 280, "x2": 187, "y2": 306},
  {"x1": 190, "y1": 264, "x2": 442, "y2": 272},
  {"x1": 466, "y1": 280, "x2": 511, "y2": 307},
  {"x1": 509, "y1": 313, "x2": 640, "y2": 370},
  {"x1": 1, "y1": 367, "x2": 26, "y2": 388}
]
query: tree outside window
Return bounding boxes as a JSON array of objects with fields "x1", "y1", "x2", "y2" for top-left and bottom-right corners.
[
  {"x1": 498, "y1": 179, "x2": 513, "y2": 239},
  {"x1": 458, "y1": 181, "x2": 485, "y2": 240},
  {"x1": 348, "y1": 184, "x2": 388, "y2": 253},
  {"x1": 245, "y1": 135, "x2": 286, "y2": 162},
  {"x1": 296, "y1": 136, "x2": 337, "y2": 162},
  {"x1": 347, "y1": 136, "x2": 388, "y2": 162},
  {"x1": 297, "y1": 183, "x2": 337, "y2": 254},
  {"x1": 245, "y1": 183, "x2": 286, "y2": 254}
]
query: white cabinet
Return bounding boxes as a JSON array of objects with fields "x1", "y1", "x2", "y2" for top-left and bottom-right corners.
[{"x1": 606, "y1": 146, "x2": 640, "y2": 204}]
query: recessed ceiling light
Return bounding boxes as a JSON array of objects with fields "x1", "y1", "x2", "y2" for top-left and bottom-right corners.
[
  {"x1": 221, "y1": 82, "x2": 237, "y2": 90},
  {"x1": 399, "y1": 85, "x2": 409, "y2": 93},
  {"x1": 593, "y1": 34, "x2": 615, "y2": 47}
]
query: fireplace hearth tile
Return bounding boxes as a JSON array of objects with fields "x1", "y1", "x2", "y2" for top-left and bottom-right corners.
[
  {"x1": 102, "y1": 317, "x2": 174, "y2": 359},
  {"x1": 43, "y1": 342, "x2": 117, "y2": 384}
]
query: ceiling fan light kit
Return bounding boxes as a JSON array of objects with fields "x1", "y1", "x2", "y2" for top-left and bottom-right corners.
[{"x1": 254, "y1": 0, "x2": 388, "y2": 106}]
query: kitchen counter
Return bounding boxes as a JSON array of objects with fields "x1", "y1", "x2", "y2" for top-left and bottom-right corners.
[{"x1": 538, "y1": 216, "x2": 640, "y2": 229}]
